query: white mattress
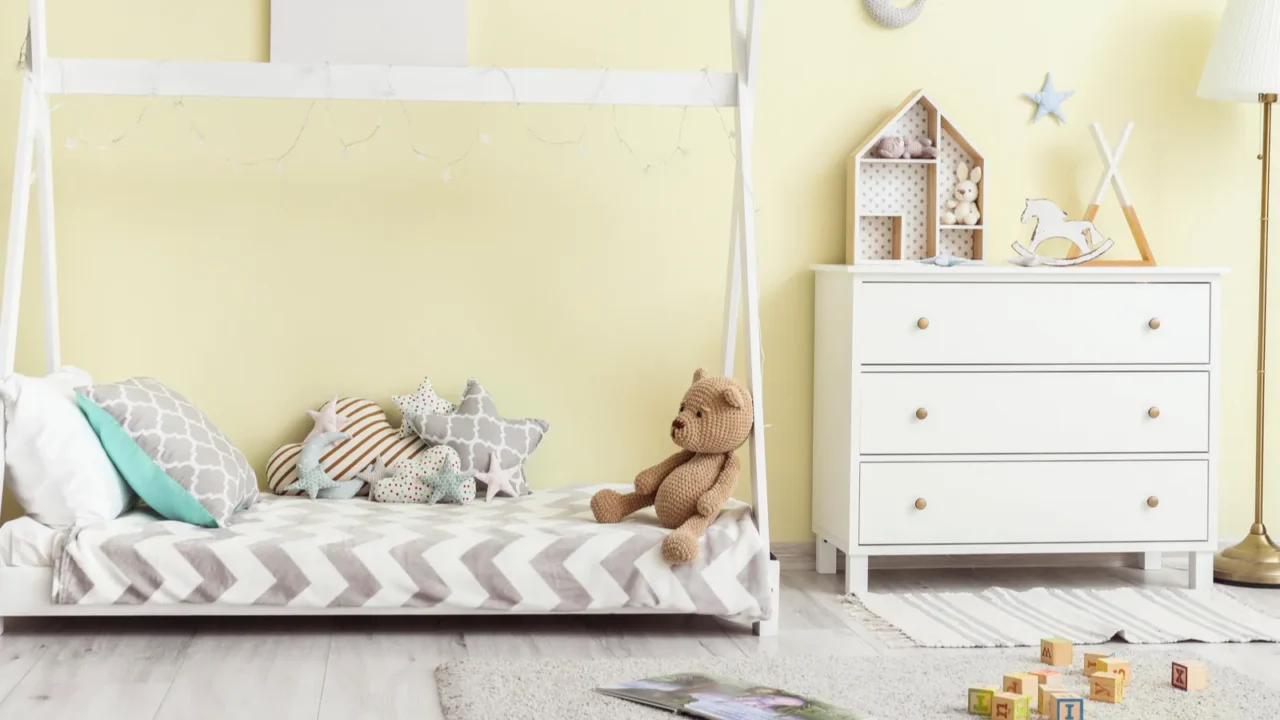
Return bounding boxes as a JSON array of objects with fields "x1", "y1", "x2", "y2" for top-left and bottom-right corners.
[
  {"x1": 0, "y1": 509, "x2": 161, "y2": 568},
  {"x1": 0, "y1": 516, "x2": 61, "y2": 567}
]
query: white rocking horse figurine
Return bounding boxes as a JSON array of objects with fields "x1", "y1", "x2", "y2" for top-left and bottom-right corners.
[{"x1": 1013, "y1": 198, "x2": 1115, "y2": 266}]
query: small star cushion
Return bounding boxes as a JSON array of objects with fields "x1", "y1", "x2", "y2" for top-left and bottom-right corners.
[
  {"x1": 284, "y1": 431, "x2": 352, "y2": 499},
  {"x1": 304, "y1": 393, "x2": 352, "y2": 442},
  {"x1": 472, "y1": 452, "x2": 520, "y2": 502},
  {"x1": 393, "y1": 377, "x2": 456, "y2": 438},
  {"x1": 426, "y1": 467, "x2": 476, "y2": 505}
]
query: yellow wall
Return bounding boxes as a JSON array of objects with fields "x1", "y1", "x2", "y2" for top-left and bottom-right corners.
[{"x1": 0, "y1": 0, "x2": 1271, "y2": 540}]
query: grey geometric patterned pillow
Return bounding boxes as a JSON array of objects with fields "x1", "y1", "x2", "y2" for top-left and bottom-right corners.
[
  {"x1": 78, "y1": 378, "x2": 259, "y2": 526},
  {"x1": 405, "y1": 378, "x2": 548, "y2": 496}
]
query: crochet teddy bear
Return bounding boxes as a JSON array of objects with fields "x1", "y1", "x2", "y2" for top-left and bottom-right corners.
[{"x1": 590, "y1": 369, "x2": 754, "y2": 564}]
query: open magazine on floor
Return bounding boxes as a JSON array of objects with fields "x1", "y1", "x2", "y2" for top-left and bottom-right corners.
[{"x1": 596, "y1": 673, "x2": 874, "y2": 720}]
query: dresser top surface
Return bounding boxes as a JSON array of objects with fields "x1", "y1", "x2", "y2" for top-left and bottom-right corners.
[{"x1": 812, "y1": 264, "x2": 1228, "y2": 279}]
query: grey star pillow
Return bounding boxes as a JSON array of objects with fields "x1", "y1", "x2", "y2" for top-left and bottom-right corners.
[{"x1": 405, "y1": 378, "x2": 548, "y2": 496}]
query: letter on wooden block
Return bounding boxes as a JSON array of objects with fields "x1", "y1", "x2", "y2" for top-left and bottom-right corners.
[
  {"x1": 1002, "y1": 673, "x2": 1039, "y2": 698},
  {"x1": 1052, "y1": 696, "x2": 1085, "y2": 720},
  {"x1": 1095, "y1": 657, "x2": 1131, "y2": 686},
  {"x1": 1089, "y1": 672, "x2": 1124, "y2": 703},
  {"x1": 1028, "y1": 668, "x2": 1061, "y2": 686},
  {"x1": 1040, "y1": 637, "x2": 1072, "y2": 666},
  {"x1": 1083, "y1": 651, "x2": 1112, "y2": 676},
  {"x1": 968, "y1": 685, "x2": 997, "y2": 715},
  {"x1": 1171, "y1": 660, "x2": 1208, "y2": 691},
  {"x1": 992, "y1": 692, "x2": 1030, "y2": 720}
]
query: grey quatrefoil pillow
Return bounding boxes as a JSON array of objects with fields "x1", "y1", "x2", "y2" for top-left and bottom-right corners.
[
  {"x1": 406, "y1": 378, "x2": 549, "y2": 496},
  {"x1": 77, "y1": 377, "x2": 259, "y2": 527}
]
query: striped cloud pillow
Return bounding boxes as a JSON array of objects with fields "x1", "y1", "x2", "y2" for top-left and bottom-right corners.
[{"x1": 267, "y1": 397, "x2": 430, "y2": 495}]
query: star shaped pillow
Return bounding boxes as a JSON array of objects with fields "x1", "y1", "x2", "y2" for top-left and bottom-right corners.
[
  {"x1": 405, "y1": 378, "x2": 549, "y2": 496},
  {"x1": 393, "y1": 377, "x2": 455, "y2": 437}
]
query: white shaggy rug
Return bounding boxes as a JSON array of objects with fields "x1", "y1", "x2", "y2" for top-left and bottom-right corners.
[
  {"x1": 844, "y1": 587, "x2": 1280, "y2": 648},
  {"x1": 435, "y1": 650, "x2": 1279, "y2": 719}
]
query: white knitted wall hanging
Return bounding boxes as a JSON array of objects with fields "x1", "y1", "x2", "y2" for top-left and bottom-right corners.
[{"x1": 864, "y1": 0, "x2": 926, "y2": 29}]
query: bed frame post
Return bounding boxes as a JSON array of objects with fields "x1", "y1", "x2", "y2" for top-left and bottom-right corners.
[
  {"x1": 31, "y1": 0, "x2": 61, "y2": 373},
  {"x1": 727, "y1": 0, "x2": 777, "y2": 638},
  {"x1": 2, "y1": 0, "x2": 59, "y2": 378}
]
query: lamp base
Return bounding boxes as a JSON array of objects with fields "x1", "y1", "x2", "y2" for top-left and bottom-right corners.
[{"x1": 1214, "y1": 523, "x2": 1280, "y2": 587}]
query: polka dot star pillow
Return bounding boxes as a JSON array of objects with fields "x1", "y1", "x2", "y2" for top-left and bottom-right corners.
[{"x1": 267, "y1": 397, "x2": 434, "y2": 495}]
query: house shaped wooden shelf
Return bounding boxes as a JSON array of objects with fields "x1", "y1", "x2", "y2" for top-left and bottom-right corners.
[{"x1": 845, "y1": 90, "x2": 986, "y2": 264}]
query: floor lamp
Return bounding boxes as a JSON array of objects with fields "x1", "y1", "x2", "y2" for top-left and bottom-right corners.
[{"x1": 1200, "y1": 0, "x2": 1280, "y2": 587}]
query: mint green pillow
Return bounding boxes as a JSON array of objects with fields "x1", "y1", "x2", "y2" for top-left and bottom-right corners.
[{"x1": 76, "y1": 393, "x2": 219, "y2": 528}]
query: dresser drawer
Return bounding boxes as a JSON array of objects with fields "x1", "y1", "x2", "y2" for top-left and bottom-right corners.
[
  {"x1": 859, "y1": 371, "x2": 1209, "y2": 455},
  {"x1": 853, "y1": 282, "x2": 1210, "y2": 365},
  {"x1": 858, "y1": 460, "x2": 1209, "y2": 545}
]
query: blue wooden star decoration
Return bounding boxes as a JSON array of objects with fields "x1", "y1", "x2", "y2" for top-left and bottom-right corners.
[{"x1": 1024, "y1": 73, "x2": 1075, "y2": 124}]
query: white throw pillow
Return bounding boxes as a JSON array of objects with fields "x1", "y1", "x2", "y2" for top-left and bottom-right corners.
[{"x1": 0, "y1": 367, "x2": 132, "y2": 527}]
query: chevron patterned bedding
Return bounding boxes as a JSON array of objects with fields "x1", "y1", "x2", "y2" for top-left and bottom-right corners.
[{"x1": 50, "y1": 485, "x2": 772, "y2": 619}]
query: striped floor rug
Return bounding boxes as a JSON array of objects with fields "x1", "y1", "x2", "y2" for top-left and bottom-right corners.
[{"x1": 845, "y1": 587, "x2": 1280, "y2": 648}]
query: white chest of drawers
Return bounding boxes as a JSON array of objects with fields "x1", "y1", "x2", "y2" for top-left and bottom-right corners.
[{"x1": 811, "y1": 265, "x2": 1224, "y2": 595}]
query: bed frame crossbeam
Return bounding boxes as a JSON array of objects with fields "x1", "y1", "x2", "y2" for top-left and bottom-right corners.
[
  {"x1": 1, "y1": 0, "x2": 777, "y2": 636},
  {"x1": 43, "y1": 60, "x2": 739, "y2": 108}
]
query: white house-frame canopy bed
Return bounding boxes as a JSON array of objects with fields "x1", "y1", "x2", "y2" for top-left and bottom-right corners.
[{"x1": 0, "y1": 0, "x2": 780, "y2": 636}]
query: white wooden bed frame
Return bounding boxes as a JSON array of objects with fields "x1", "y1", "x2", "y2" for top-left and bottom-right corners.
[{"x1": 0, "y1": 0, "x2": 779, "y2": 636}]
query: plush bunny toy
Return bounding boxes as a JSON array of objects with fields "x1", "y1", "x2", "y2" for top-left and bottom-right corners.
[{"x1": 941, "y1": 162, "x2": 982, "y2": 226}]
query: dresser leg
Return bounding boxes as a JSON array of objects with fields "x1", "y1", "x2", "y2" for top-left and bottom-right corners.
[
  {"x1": 816, "y1": 537, "x2": 837, "y2": 574},
  {"x1": 1131, "y1": 552, "x2": 1162, "y2": 571},
  {"x1": 844, "y1": 554, "x2": 869, "y2": 596},
  {"x1": 1188, "y1": 551, "x2": 1214, "y2": 591}
]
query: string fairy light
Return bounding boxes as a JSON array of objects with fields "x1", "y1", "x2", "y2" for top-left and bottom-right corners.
[
  {"x1": 47, "y1": 57, "x2": 748, "y2": 196},
  {"x1": 176, "y1": 97, "x2": 319, "y2": 172}
]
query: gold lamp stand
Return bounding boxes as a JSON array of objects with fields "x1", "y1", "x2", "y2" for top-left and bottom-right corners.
[{"x1": 1216, "y1": 92, "x2": 1280, "y2": 587}]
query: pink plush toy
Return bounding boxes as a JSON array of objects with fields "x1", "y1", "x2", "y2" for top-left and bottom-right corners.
[
  {"x1": 873, "y1": 136, "x2": 906, "y2": 159},
  {"x1": 905, "y1": 137, "x2": 938, "y2": 159}
]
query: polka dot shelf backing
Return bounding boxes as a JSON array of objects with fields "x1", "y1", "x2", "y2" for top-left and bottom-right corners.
[{"x1": 845, "y1": 90, "x2": 986, "y2": 265}]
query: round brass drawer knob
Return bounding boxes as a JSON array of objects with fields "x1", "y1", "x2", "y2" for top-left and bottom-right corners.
[
  {"x1": 915, "y1": 408, "x2": 929, "y2": 420},
  {"x1": 1148, "y1": 407, "x2": 1161, "y2": 419},
  {"x1": 1149, "y1": 318, "x2": 1161, "y2": 330},
  {"x1": 915, "y1": 498, "x2": 928, "y2": 511},
  {"x1": 1147, "y1": 496, "x2": 1160, "y2": 508},
  {"x1": 917, "y1": 317, "x2": 930, "y2": 330}
]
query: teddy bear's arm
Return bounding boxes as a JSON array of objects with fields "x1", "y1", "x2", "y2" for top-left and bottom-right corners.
[
  {"x1": 695, "y1": 454, "x2": 742, "y2": 518},
  {"x1": 635, "y1": 450, "x2": 696, "y2": 495}
]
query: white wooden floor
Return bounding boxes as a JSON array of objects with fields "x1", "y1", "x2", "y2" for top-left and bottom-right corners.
[{"x1": 0, "y1": 555, "x2": 1275, "y2": 719}]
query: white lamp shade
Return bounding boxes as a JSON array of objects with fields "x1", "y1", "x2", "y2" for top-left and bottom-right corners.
[{"x1": 1200, "y1": 0, "x2": 1280, "y2": 102}]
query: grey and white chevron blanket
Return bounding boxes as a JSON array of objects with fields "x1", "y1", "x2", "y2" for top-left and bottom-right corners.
[{"x1": 52, "y1": 485, "x2": 771, "y2": 619}]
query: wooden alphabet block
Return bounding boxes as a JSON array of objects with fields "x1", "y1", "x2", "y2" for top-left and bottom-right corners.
[
  {"x1": 1002, "y1": 673, "x2": 1039, "y2": 698},
  {"x1": 1037, "y1": 687, "x2": 1070, "y2": 715},
  {"x1": 967, "y1": 685, "x2": 998, "y2": 715},
  {"x1": 1089, "y1": 672, "x2": 1124, "y2": 703},
  {"x1": 1095, "y1": 657, "x2": 1131, "y2": 686},
  {"x1": 1050, "y1": 695, "x2": 1085, "y2": 720},
  {"x1": 1040, "y1": 637, "x2": 1072, "y2": 666},
  {"x1": 1171, "y1": 660, "x2": 1208, "y2": 691},
  {"x1": 1083, "y1": 651, "x2": 1113, "y2": 676},
  {"x1": 992, "y1": 692, "x2": 1030, "y2": 720},
  {"x1": 1028, "y1": 668, "x2": 1061, "y2": 686}
]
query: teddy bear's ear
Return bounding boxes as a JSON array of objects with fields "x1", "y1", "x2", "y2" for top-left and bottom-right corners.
[
  {"x1": 956, "y1": 162, "x2": 969, "y2": 182},
  {"x1": 970, "y1": 166, "x2": 982, "y2": 183},
  {"x1": 720, "y1": 385, "x2": 745, "y2": 409},
  {"x1": 692, "y1": 368, "x2": 708, "y2": 384}
]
